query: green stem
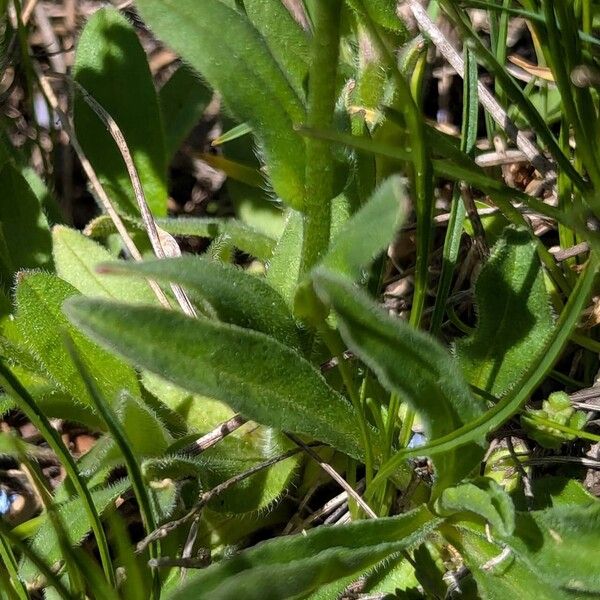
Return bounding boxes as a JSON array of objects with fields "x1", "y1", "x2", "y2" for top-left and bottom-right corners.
[
  {"x1": 0, "y1": 362, "x2": 116, "y2": 588},
  {"x1": 300, "y1": 0, "x2": 342, "y2": 274},
  {"x1": 318, "y1": 323, "x2": 375, "y2": 486},
  {"x1": 0, "y1": 534, "x2": 28, "y2": 600},
  {"x1": 66, "y1": 340, "x2": 162, "y2": 599}
]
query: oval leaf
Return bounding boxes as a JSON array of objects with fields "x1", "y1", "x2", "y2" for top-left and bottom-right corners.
[
  {"x1": 312, "y1": 269, "x2": 487, "y2": 493},
  {"x1": 64, "y1": 298, "x2": 378, "y2": 460},
  {"x1": 74, "y1": 8, "x2": 168, "y2": 216},
  {"x1": 454, "y1": 226, "x2": 554, "y2": 399},
  {"x1": 98, "y1": 255, "x2": 302, "y2": 349},
  {"x1": 135, "y1": 0, "x2": 306, "y2": 208}
]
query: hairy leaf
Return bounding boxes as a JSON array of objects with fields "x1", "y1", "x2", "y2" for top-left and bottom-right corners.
[
  {"x1": 435, "y1": 478, "x2": 515, "y2": 537},
  {"x1": 136, "y1": 0, "x2": 307, "y2": 209},
  {"x1": 99, "y1": 256, "x2": 302, "y2": 348},
  {"x1": 243, "y1": 0, "x2": 309, "y2": 98},
  {"x1": 447, "y1": 525, "x2": 587, "y2": 600},
  {"x1": 19, "y1": 479, "x2": 130, "y2": 582},
  {"x1": 158, "y1": 217, "x2": 275, "y2": 261},
  {"x1": 319, "y1": 175, "x2": 406, "y2": 280},
  {"x1": 313, "y1": 270, "x2": 487, "y2": 493},
  {"x1": 74, "y1": 8, "x2": 167, "y2": 216},
  {"x1": 159, "y1": 65, "x2": 213, "y2": 160},
  {"x1": 455, "y1": 227, "x2": 554, "y2": 398},
  {"x1": 166, "y1": 505, "x2": 439, "y2": 600},
  {"x1": 64, "y1": 298, "x2": 378, "y2": 460},
  {"x1": 507, "y1": 504, "x2": 600, "y2": 593},
  {"x1": 15, "y1": 273, "x2": 140, "y2": 409},
  {"x1": 266, "y1": 209, "x2": 303, "y2": 307},
  {"x1": 52, "y1": 226, "x2": 157, "y2": 304}
]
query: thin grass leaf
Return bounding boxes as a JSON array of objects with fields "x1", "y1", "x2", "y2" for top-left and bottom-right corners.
[
  {"x1": 0, "y1": 534, "x2": 28, "y2": 600},
  {"x1": 211, "y1": 122, "x2": 253, "y2": 146},
  {"x1": 0, "y1": 364, "x2": 115, "y2": 587},
  {"x1": 65, "y1": 339, "x2": 160, "y2": 595},
  {"x1": 0, "y1": 520, "x2": 73, "y2": 600},
  {"x1": 431, "y1": 45, "x2": 477, "y2": 334}
]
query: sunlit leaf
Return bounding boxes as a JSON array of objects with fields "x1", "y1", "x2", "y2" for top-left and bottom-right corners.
[
  {"x1": 74, "y1": 8, "x2": 168, "y2": 216},
  {"x1": 136, "y1": 0, "x2": 307, "y2": 209},
  {"x1": 166, "y1": 504, "x2": 439, "y2": 600},
  {"x1": 64, "y1": 298, "x2": 379, "y2": 460}
]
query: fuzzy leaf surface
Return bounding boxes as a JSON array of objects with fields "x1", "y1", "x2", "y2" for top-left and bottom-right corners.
[
  {"x1": 159, "y1": 217, "x2": 275, "y2": 261},
  {"x1": 435, "y1": 478, "x2": 515, "y2": 537},
  {"x1": 73, "y1": 8, "x2": 167, "y2": 216},
  {"x1": 313, "y1": 270, "x2": 487, "y2": 493},
  {"x1": 100, "y1": 256, "x2": 301, "y2": 348},
  {"x1": 319, "y1": 175, "x2": 406, "y2": 280},
  {"x1": 15, "y1": 273, "x2": 140, "y2": 409},
  {"x1": 166, "y1": 504, "x2": 439, "y2": 600},
  {"x1": 136, "y1": 0, "x2": 307, "y2": 209},
  {"x1": 455, "y1": 227, "x2": 554, "y2": 398},
  {"x1": 52, "y1": 226, "x2": 157, "y2": 304},
  {"x1": 506, "y1": 503, "x2": 600, "y2": 593},
  {"x1": 266, "y1": 209, "x2": 303, "y2": 307},
  {"x1": 448, "y1": 525, "x2": 589, "y2": 600},
  {"x1": 243, "y1": 0, "x2": 309, "y2": 98},
  {"x1": 64, "y1": 298, "x2": 377, "y2": 460}
]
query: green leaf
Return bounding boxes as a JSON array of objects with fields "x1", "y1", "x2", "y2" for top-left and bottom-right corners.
[
  {"x1": 159, "y1": 65, "x2": 213, "y2": 160},
  {"x1": 312, "y1": 270, "x2": 487, "y2": 493},
  {"x1": 370, "y1": 254, "x2": 599, "y2": 487},
  {"x1": 159, "y1": 217, "x2": 275, "y2": 261},
  {"x1": 73, "y1": 7, "x2": 168, "y2": 217},
  {"x1": 506, "y1": 504, "x2": 600, "y2": 593},
  {"x1": 135, "y1": 0, "x2": 307, "y2": 209},
  {"x1": 52, "y1": 226, "x2": 157, "y2": 304},
  {"x1": 100, "y1": 256, "x2": 301, "y2": 348},
  {"x1": 19, "y1": 479, "x2": 130, "y2": 582},
  {"x1": 64, "y1": 298, "x2": 378, "y2": 460},
  {"x1": 166, "y1": 504, "x2": 439, "y2": 600},
  {"x1": 455, "y1": 227, "x2": 554, "y2": 398},
  {"x1": 243, "y1": 0, "x2": 310, "y2": 98},
  {"x1": 147, "y1": 425, "x2": 298, "y2": 514},
  {"x1": 15, "y1": 272, "x2": 140, "y2": 409},
  {"x1": 319, "y1": 175, "x2": 406, "y2": 280},
  {"x1": 266, "y1": 209, "x2": 303, "y2": 307},
  {"x1": 356, "y1": 0, "x2": 410, "y2": 35},
  {"x1": 435, "y1": 478, "x2": 515, "y2": 537},
  {"x1": 446, "y1": 525, "x2": 587, "y2": 600},
  {"x1": 0, "y1": 163, "x2": 52, "y2": 282}
]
